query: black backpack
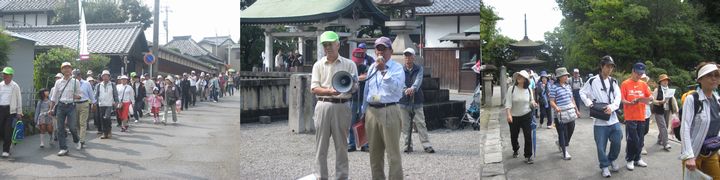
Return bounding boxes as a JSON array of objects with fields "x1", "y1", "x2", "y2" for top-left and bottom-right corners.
[
  {"x1": 674, "y1": 92, "x2": 703, "y2": 141},
  {"x1": 588, "y1": 76, "x2": 624, "y2": 121}
]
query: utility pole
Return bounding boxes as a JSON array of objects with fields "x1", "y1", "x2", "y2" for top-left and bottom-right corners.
[
  {"x1": 152, "y1": 0, "x2": 160, "y2": 77},
  {"x1": 162, "y1": 5, "x2": 172, "y2": 44}
]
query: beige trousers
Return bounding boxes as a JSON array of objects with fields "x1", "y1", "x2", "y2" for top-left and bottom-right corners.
[
  {"x1": 366, "y1": 105, "x2": 403, "y2": 180},
  {"x1": 313, "y1": 101, "x2": 351, "y2": 180},
  {"x1": 399, "y1": 105, "x2": 431, "y2": 150},
  {"x1": 75, "y1": 101, "x2": 89, "y2": 143}
]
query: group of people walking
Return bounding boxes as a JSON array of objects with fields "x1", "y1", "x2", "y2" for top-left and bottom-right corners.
[
  {"x1": 11, "y1": 61, "x2": 239, "y2": 157},
  {"x1": 505, "y1": 55, "x2": 720, "y2": 178},
  {"x1": 310, "y1": 31, "x2": 435, "y2": 179}
]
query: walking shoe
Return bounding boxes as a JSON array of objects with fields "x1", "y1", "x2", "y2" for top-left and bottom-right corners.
[
  {"x1": 134, "y1": 120, "x2": 139, "y2": 123},
  {"x1": 626, "y1": 161, "x2": 635, "y2": 170},
  {"x1": 601, "y1": 167, "x2": 611, "y2": 178},
  {"x1": 76, "y1": 142, "x2": 83, "y2": 150},
  {"x1": 641, "y1": 147, "x2": 647, "y2": 155},
  {"x1": 360, "y1": 146, "x2": 369, "y2": 152},
  {"x1": 546, "y1": 125, "x2": 552, "y2": 129},
  {"x1": 563, "y1": 151, "x2": 572, "y2": 160},
  {"x1": 57, "y1": 150, "x2": 68, "y2": 156},
  {"x1": 1, "y1": 152, "x2": 9, "y2": 158},
  {"x1": 513, "y1": 152, "x2": 519, "y2": 158},
  {"x1": 100, "y1": 134, "x2": 107, "y2": 139},
  {"x1": 635, "y1": 159, "x2": 648, "y2": 167},
  {"x1": 610, "y1": 161, "x2": 620, "y2": 172},
  {"x1": 348, "y1": 147, "x2": 356, "y2": 152},
  {"x1": 404, "y1": 147, "x2": 413, "y2": 153},
  {"x1": 525, "y1": 157, "x2": 534, "y2": 164},
  {"x1": 40, "y1": 143, "x2": 44, "y2": 148},
  {"x1": 663, "y1": 144, "x2": 672, "y2": 151},
  {"x1": 424, "y1": 147, "x2": 436, "y2": 153}
]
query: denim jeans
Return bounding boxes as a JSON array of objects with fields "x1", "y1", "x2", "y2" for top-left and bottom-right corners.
[
  {"x1": 625, "y1": 120, "x2": 645, "y2": 162},
  {"x1": 594, "y1": 123, "x2": 623, "y2": 168},
  {"x1": 56, "y1": 103, "x2": 79, "y2": 150}
]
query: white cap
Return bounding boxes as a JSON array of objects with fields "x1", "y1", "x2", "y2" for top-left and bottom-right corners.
[
  {"x1": 86, "y1": 77, "x2": 95, "y2": 81},
  {"x1": 101, "y1": 70, "x2": 110, "y2": 76},
  {"x1": 61, "y1": 62, "x2": 72, "y2": 68},
  {"x1": 119, "y1": 75, "x2": 128, "y2": 80},
  {"x1": 191, "y1": 71, "x2": 196, "y2": 74},
  {"x1": 403, "y1": 48, "x2": 415, "y2": 55},
  {"x1": 55, "y1": 73, "x2": 63, "y2": 78},
  {"x1": 697, "y1": 63, "x2": 719, "y2": 81},
  {"x1": 157, "y1": 75, "x2": 163, "y2": 79},
  {"x1": 573, "y1": 68, "x2": 579, "y2": 73}
]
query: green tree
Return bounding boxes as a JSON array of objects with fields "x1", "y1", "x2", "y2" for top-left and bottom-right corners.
[
  {"x1": 53, "y1": 0, "x2": 152, "y2": 30},
  {"x1": 33, "y1": 48, "x2": 110, "y2": 90},
  {"x1": 0, "y1": 31, "x2": 14, "y2": 66}
]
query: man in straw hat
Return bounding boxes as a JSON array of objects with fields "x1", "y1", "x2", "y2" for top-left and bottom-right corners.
[
  {"x1": 0, "y1": 66, "x2": 22, "y2": 158},
  {"x1": 309, "y1": 31, "x2": 357, "y2": 179},
  {"x1": 94, "y1": 70, "x2": 118, "y2": 139},
  {"x1": 48, "y1": 62, "x2": 82, "y2": 156}
]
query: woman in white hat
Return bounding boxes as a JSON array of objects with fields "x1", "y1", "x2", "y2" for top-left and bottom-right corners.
[
  {"x1": 115, "y1": 75, "x2": 134, "y2": 132},
  {"x1": 505, "y1": 70, "x2": 539, "y2": 164},
  {"x1": 549, "y1": 67, "x2": 581, "y2": 160},
  {"x1": 681, "y1": 62, "x2": 720, "y2": 178}
]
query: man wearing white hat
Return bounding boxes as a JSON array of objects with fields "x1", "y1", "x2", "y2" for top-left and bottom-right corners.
[
  {"x1": 48, "y1": 62, "x2": 82, "y2": 156},
  {"x1": 94, "y1": 70, "x2": 118, "y2": 138},
  {"x1": 190, "y1": 71, "x2": 198, "y2": 106},
  {"x1": 570, "y1": 68, "x2": 584, "y2": 111},
  {"x1": 399, "y1": 47, "x2": 435, "y2": 153}
]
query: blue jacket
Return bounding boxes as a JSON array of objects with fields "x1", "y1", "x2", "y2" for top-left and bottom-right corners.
[{"x1": 400, "y1": 63, "x2": 424, "y2": 105}]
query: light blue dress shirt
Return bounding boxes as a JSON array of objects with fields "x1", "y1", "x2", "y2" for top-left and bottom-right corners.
[
  {"x1": 79, "y1": 80, "x2": 96, "y2": 104},
  {"x1": 360, "y1": 59, "x2": 405, "y2": 114}
]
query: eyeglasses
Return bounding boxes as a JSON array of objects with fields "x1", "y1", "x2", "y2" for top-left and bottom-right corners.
[{"x1": 376, "y1": 46, "x2": 387, "y2": 52}]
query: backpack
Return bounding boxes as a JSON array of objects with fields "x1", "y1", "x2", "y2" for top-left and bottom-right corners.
[
  {"x1": 12, "y1": 118, "x2": 24, "y2": 144},
  {"x1": 674, "y1": 91, "x2": 702, "y2": 141}
]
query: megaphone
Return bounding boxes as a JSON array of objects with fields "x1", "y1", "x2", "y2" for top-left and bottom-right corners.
[{"x1": 332, "y1": 71, "x2": 355, "y2": 93}]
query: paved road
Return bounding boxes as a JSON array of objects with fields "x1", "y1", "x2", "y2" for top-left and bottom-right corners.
[
  {"x1": 0, "y1": 94, "x2": 241, "y2": 179},
  {"x1": 501, "y1": 109, "x2": 682, "y2": 179}
]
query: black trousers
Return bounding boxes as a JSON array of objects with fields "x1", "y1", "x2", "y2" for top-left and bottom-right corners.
[
  {"x1": 190, "y1": 87, "x2": 197, "y2": 106},
  {"x1": 133, "y1": 101, "x2": 144, "y2": 120},
  {"x1": 98, "y1": 106, "x2": 113, "y2": 133},
  {"x1": 0, "y1": 106, "x2": 12, "y2": 153},
  {"x1": 182, "y1": 93, "x2": 191, "y2": 110},
  {"x1": 538, "y1": 106, "x2": 552, "y2": 126},
  {"x1": 509, "y1": 112, "x2": 533, "y2": 158}
]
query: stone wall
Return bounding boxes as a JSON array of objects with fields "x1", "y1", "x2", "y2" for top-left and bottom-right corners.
[{"x1": 240, "y1": 77, "x2": 290, "y2": 123}]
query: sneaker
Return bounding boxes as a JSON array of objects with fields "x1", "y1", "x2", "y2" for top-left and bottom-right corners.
[
  {"x1": 546, "y1": 125, "x2": 552, "y2": 129},
  {"x1": 641, "y1": 147, "x2": 648, "y2": 155},
  {"x1": 360, "y1": 146, "x2": 369, "y2": 152},
  {"x1": 404, "y1": 147, "x2": 413, "y2": 153},
  {"x1": 635, "y1": 159, "x2": 648, "y2": 167},
  {"x1": 1, "y1": 152, "x2": 9, "y2": 158},
  {"x1": 40, "y1": 144, "x2": 44, "y2": 148},
  {"x1": 424, "y1": 147, "x2": 436, "y2": 153},
  {"x1": 563, "y1": 151, "x2": 572, "y2": 160},
  {"x1": 525, "y1": 157, "x2": 534, "y2": 164},
  {"x1": 513, "y1": 152, "x2": 519, "y2": 158},
  {"x1": 664, "y1": 144, "x2": 672, "y2": 151},
  {"x1": 601, "y1": 167, "x2": 611, "y2": 178},
  {"x1": 76, "y1": 142, "x2": 83, "y2": 150},
  {"x1": 57, "y1": 150, "x2": 68, "y2": 156},
  {"x1": 626, "y1": 161, "x2": 635, "y2": 171},
  {"x1": 348, "y1": 147, "x2": 356, "y2": 152},
  {"x1": 134, "y1": 120, "x2": 139, "y2": 123},
  {"x1": 610, "y1": 161, "x2": 620, "y2": 172}
]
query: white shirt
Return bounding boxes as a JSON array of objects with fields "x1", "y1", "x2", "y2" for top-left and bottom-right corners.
[
  {"x1": 117, "y1": 84, "x2": 134, "y2": 103},
  {"x1": 190, "y1": 76, "x2": 197, "y2": 86},
  {"x1": 51, "y1": 77, "x2": 82, "y2": 103},
  {"x1": 0, "y1": 82, "x2": 12, "y2": 105},
  {"x1": 144, "y1": 79, "x2": 155, "y2": 95},
  {"x1": 97, "y1": 82, "x2": 115, "y2": 107},
  {"x1": 505, "y1": 86, "x2": 533, "y2": 116},
  {"x1": 579, "y1": 75, "x2": 622, "y2": 126}
]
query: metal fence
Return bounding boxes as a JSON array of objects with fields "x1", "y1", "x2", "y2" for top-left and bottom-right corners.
[{"x1": 21, "y1": 88, "x2": 36, "y2": 113}]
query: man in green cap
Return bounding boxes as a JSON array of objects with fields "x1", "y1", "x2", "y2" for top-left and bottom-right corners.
[
  {"x1": 0, "y1": 66, "x2": 21, "y2": 158},
  {"x1": 310, "y1": 31, "x2": 358, "y2": 179}
]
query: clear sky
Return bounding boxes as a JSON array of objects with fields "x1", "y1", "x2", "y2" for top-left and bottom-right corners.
[
  {"x1": 484, "y1": 0, "x2": 563, "y2": 42},
  {"x1": 140, "y1": 0, "x2": 240, "y2": 45}
]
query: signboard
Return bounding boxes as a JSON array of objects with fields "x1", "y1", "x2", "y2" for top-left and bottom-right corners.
[{"x1": 144, "y1": 53, "x2": 156, "y2": 65}]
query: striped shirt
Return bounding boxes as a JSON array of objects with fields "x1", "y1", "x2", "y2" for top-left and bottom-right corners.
[{"x1": 549, "y1": 82, "x2": 574, "y2": 107}]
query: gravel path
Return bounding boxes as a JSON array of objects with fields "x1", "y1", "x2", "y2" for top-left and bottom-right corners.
[{"x1": 240, "y1": 120, "x2": 480, "y2": 179}]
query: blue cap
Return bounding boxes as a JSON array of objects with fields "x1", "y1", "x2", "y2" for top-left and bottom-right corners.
[
  {"x1": 358, "y1": 43, "x2": 367, "y2": 49},
  {"x1": 633, "y1": 62, "x2": 646, "y2": 74},
  {"x1": 540, "y1": 71, "x2": 548, "y2": 77}
]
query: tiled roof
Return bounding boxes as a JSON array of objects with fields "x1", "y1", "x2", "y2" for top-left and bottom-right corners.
[
  {"x1": 199, "y1": 36, "x2": 235, "y2": 46},
  {"x1": 164, "y1": 35, "x2": 223, "y2": 63},
  {"x1": 7, "y1": 22, "x2": 145, "y2": 54},
  {"x1": 0, "y1": 0, "x2": 63, "y2": 13},
  {"x1": 416, "y1": 0, "x2": 480, "y2": 15}
]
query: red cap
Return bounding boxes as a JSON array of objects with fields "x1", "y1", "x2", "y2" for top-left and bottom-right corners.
[{"x1": 352, "y1": 48, "x2": 364, "y2": 64}]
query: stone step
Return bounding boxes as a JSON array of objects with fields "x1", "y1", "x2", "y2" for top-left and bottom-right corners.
[
  {"x1": 422, "y1": 89, "x2": 449, "y2": 103},
  {"x1": 421, "y1": 77, "x2": 440, "y2": 91},
  {"x1": 420, "y1": 100, "x2": 466, "y2": 130}
]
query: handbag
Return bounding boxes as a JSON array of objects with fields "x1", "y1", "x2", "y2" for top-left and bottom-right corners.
[
  {"x1": 701, "y1": 136, "x2": 720, "y2": 155},
  {"x1": 671, "y1": 114, "x2": 681, "y2": 129},
  {"x1": 558, "y1": 106, "x2": 578, "y2": 124},
  {"x1": 590, "y1": 103, "x2": 611, "y2": 121}
]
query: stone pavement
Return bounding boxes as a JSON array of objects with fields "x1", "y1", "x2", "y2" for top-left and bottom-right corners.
[
  {"x1": 0, "y1": 94, "x2": 241, "y2": 179},
  {"x1": 500, "y1": 110, "x2": 683, "y2": 179}
]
